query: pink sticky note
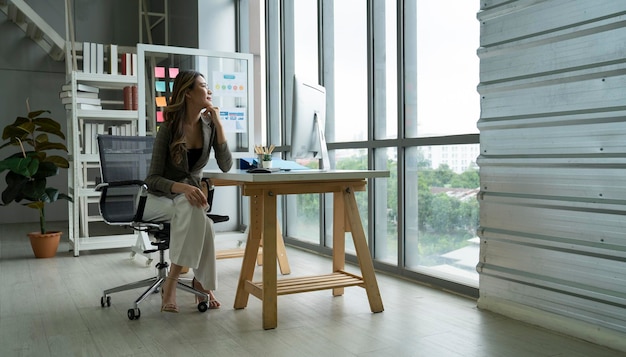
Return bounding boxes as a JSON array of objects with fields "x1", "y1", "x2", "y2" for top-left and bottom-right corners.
[
  {"x1": 156, "y1": 111, "x2": 164, "y2": 122},
  {"x1": 169, "y1": 67, "x2": 179, "y2": 78},
  {"x1": 154, "y1": 67, "x2": 165, "y2": 78}
]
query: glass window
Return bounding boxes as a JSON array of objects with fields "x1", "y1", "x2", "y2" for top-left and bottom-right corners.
[
  {"x1": 294, "y1": 0, "x2": 319, "y2": 83},
  {"x1": 406, "y1": 144, "x2": 480, "y2": 285},
  {"x1": 285, "y1": 193, "x2": 320, "y2": 245},
  {"x1": 374, "y1": 1, "x2": 398, "y2": 139},
  {"x1": 413, "y1": 1, "x2": 479, "y2": 137},
  {"x1": 332, "y1": 0, "x2": 368, "y2": 142},
  {"x1": 334, "y1": 148, "x2": 368, "y2": 253},
  {"x1": 266, "y1": 0, "x2": 481, "y2": 293},
  {"x1": 286, "y1": 0, "x2": 322, "y2": 245},
  {"x1": 374, "y1": 147, "x2": 397, "y2": 264}
]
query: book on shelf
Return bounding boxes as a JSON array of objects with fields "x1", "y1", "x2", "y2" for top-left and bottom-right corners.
[
  {"x1": 90, "y1": 43, "x2": 97, "y2": 74},
  {"x1": 121, "y1": 53, "x2": 131, "y2": 75},
  {"x1": 61, "y1": 83, "x2": 100, "y2": 94},
  {"x1": 131, "y1": 53, "x2": 137, "y2": 76},
  {"x1": 83, "y1": 41, "x2": 91, "y2": 73},
  {"x1": 96, "y1": 43, "x2": 104, "y2": 74},
  {"x1": 123, "y1": 86, "x2": 132, "y2": 110},
  {"x1": 123, "y1": 85, "x2": 138, "y2": 110},
  {"x1": 131, "y1": 85, "x2": 138, "y2": 110},
  {"x1": 108, "y1": 44, "x2": 118, "y2": 75},
  {"x1": 59, "y1": 91, "x2": 99, "y2": 99},
  {"x1": 83, "y1": 122, "x2": 92, "y2": 154},
  {"x1": 94, "y1": 123, "x2": 104, "y2": 154},
  {"x1": 65, "y1": 103, "x2": 102, "y2": 110},
  {"x1": 61, "y1": 96, "x2": 101, "y2": 105}
]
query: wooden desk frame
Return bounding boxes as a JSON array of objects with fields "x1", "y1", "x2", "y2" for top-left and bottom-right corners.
[{"x1": 207, "y1": 171, "x2": 386, "y2": 329}]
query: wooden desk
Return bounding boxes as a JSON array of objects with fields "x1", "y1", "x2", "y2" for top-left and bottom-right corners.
[{"x1": 203, "y1": 169, "x2": 388, "y2": 329}]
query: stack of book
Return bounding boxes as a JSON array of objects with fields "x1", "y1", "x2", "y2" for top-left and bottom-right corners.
[{"x1": 60, "y1": 83, "x2": 102, "y2": 110}]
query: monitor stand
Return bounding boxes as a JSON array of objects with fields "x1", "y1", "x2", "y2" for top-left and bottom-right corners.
[{"x1": 314, "y1": 113, "x2": 331, "y2": 170}]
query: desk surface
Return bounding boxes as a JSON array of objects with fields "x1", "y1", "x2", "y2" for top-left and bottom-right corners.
[{"x1": 203, "y1": 169, "x2": 389, "y2": 182}]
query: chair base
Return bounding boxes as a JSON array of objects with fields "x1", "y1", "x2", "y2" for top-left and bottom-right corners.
[{"x1": 100, "y1": 248, "x2": 209, "y2": 319}]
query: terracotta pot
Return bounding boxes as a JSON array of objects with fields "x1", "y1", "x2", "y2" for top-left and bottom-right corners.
[{"x1": 27, "y1": 231, "x2": 62, "y2": 258}]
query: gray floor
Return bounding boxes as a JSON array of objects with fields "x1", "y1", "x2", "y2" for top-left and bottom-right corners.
[{"x1": 0, "y1": 221, "x2": 623, "y2": 357}]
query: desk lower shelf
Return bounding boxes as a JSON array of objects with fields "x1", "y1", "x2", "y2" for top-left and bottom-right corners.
[{"x1": 244, "y1": 271, "x2": 364, "y2": 298}]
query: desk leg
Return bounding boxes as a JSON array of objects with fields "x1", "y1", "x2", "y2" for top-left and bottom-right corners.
[
  {"x1": 343, "y1": 187, "x2": 384, "y2": 313},
  {"x1": 257, "y1": 218, "x2": 291, "y2": 275},
  {"x1": 333, "y1": 191, "x2": 346, "y2": 296},
  {"x1": 233, "y1": 194, "x2": 264, "y2": 309},
  {"x1": 276, "y1": 223, "x2": 291, "y2": 275},
  {"x1": 262, "y1": 190, "x2": 278, "y2": 329}
]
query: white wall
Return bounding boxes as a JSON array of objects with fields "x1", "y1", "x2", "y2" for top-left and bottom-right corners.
[
  {"x1": 0, "y1": 0, "x2": 68, "y2": 224},
  {"x1": 0, "y1": 1, "x2": 240, "y2": 226},
  {"x1": 477, "y1": 0, "x2": 626, "y2": 351}
]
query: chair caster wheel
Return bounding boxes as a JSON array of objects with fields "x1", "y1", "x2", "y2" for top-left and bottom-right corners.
[
  {"x1": 101, "y1": 295, "x2": 111, "y2": 307},
  {"x1": 128, "y1": 308, "x2": 141, "y2": 320},
  {"x1": 197, "y1": 301, "x2": 208, "y2": 312}
]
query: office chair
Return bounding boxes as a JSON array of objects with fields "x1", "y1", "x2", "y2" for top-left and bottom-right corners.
[{"x1": 95, "y1": 135, "x2": 228, "y2": 320}]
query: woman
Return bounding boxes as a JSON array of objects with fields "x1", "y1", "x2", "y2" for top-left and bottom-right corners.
[{"x1": 143, "y1": 70, "x2": 233, "y2": 313}]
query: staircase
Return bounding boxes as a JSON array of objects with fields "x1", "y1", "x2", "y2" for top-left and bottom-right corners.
[{"x1": 0, "y1": 0, "x2": 65, "y2": 61}]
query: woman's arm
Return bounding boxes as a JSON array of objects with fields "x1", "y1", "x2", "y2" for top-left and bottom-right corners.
[
  {"x1": 146, "y1": 125, "x2": 208, "y2": 208},
  {"x1": 145, "y1": 125, "x2": 176, "y2": 194},
  {"x1": 205, "y1": 106, "x2": 227, "y2": 144},
  {"x1": 205, "y1": 106, "x2": 233, "y2": 172}
]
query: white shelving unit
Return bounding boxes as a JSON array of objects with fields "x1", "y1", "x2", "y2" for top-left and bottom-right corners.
[{"x1": 64, "y1": 53, "x2": 150, "y2": 257}]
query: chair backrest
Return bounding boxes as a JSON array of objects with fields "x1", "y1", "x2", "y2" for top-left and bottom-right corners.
[
  {"x1": 97, "y1": 135, "x2": 154, "y2": 224},
  {"x1": 98, "y1": 135, "x2": 154, "y2": 183}
]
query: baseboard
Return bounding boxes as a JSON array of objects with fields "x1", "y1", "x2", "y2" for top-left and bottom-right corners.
[{"x1": 477, "y1": 296, "x2": 626, "y2": 353}]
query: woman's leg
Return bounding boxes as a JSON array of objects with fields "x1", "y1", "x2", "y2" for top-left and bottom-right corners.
[
  {"x1": 192, "y1": 216, "x2": 220, "y2": 308},
  {"x1": 143, "y1": 194, "x2": 181, "y2": 312},
  {"x1": 160, "y1": 263, "x2": 182, "y2": 312}
]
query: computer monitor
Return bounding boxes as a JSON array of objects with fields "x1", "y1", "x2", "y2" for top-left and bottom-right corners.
[{"x1": 290, "y1": 75, "x2": 330, "y2": 170}]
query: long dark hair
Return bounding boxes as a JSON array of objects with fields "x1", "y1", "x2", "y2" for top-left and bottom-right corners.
[{"x1": 163, "y1": 70, "x2": 204, "y2": 165}]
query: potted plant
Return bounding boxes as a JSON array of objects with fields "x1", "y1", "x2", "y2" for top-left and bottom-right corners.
[{"x1": 0, "y1": 100, "x2": 72, "y2": 258}]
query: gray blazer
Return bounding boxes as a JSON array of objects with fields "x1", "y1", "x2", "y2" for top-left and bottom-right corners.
[{"x1": 145, "y1": 118, "x2": 233, "y2": 199}]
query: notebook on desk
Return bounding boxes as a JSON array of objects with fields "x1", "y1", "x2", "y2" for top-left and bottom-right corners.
[{"x1": 246, "y1": 167, "x2": 281, "y2": 173}]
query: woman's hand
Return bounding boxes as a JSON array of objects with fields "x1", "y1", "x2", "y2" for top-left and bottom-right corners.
[
  {"x1": 181, "y1": 183, "x2": 208, "y2": 208},
  {"x1": 203, "y1": 105, "x2": 227, "y2": 144},
  {"x1": 204, "y1": 106, "x2": 221, "y2": 126}
]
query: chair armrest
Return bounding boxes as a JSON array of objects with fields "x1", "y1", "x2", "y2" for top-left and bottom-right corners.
[{"x1": 95, "y1": 180, "x2": 146, "y2": 192}]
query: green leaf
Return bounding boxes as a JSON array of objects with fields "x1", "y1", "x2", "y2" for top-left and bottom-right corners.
[
  {"x1": 43, "y1": 187, "x2": 59, "y2": 203},
  {"x1": 21, "y1": 178, "x2": 46, "y2": 201},
  {"x1": 28, "y1": 110, "x2": 50, "y2": 119},
  {"x1": 2, "y1": 125, "x2": 30, "y2": 141},
  {"x1": 57, "y1": 193, "x2": 73, "y2": 202},
  {"x1": 44, "y1": 155, "x2": 70, "y2": 169},
  {"x1": 26, "y1": 201, "x2": 45, "y2": 210},
  {"x1": 0, "y1": 156, "x2": 39, "y2": 177},
  {"x1": 35, "y1": 119, "x2": 65, "y2": 140},
  {"x1": 32, "y1": 161, "x2": 58, "y2": 179},
  {"x1": 1, "y1": 172, "x2": 28, "y2": 204},
  {"x1": 35, "y1": 142, "x2": 68, "y2": 152},
  {"x1": 34, "y1": 117, "x2": 62, "y2": 130}
]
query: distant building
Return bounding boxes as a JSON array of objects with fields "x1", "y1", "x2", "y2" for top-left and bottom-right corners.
[{"x1": 420, "y1": 144, "x2": 480, "y2": 173}]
